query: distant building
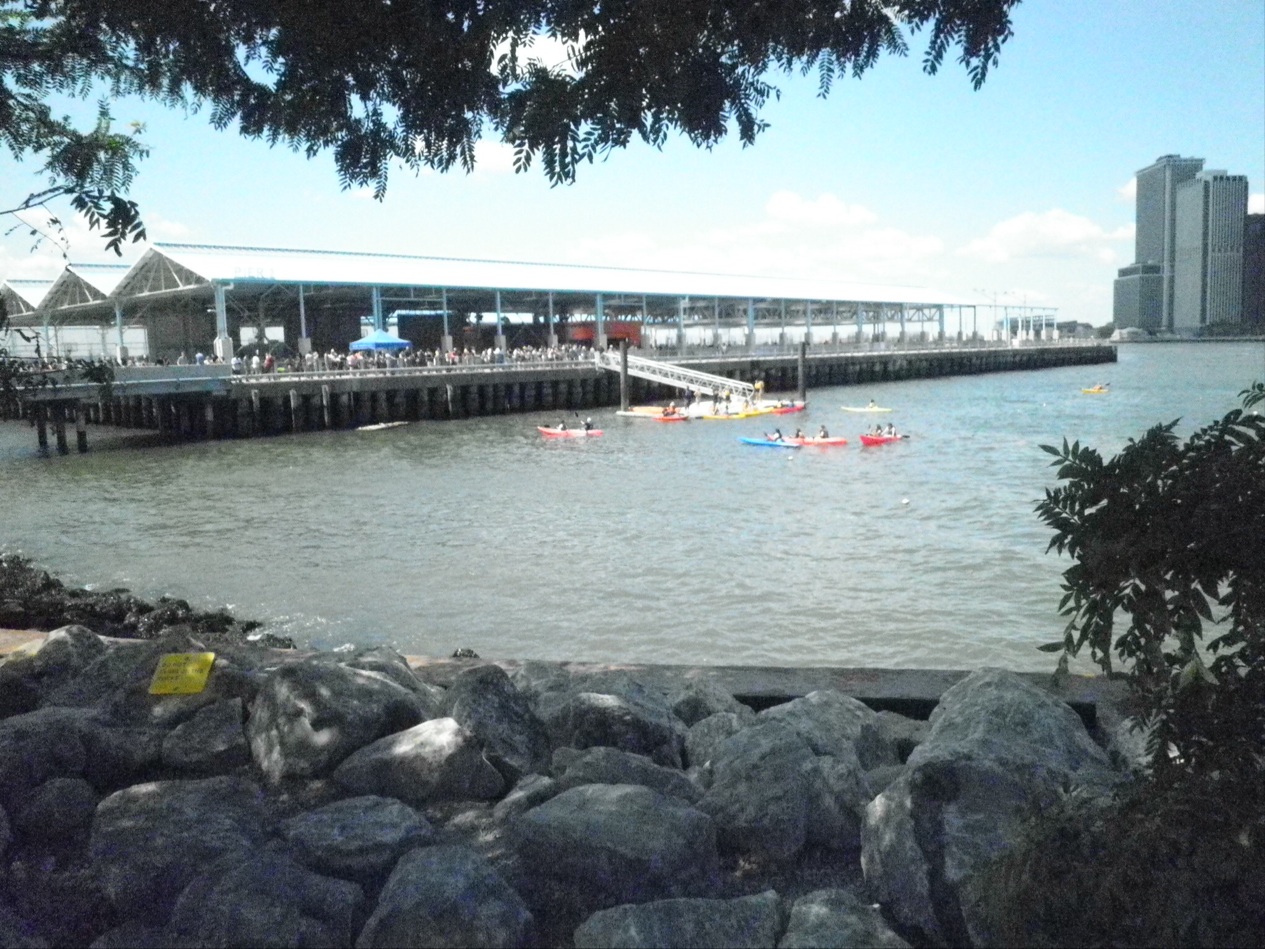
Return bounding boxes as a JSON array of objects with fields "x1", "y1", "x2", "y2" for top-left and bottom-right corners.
[
  {"x1": 1056, "y1": 320, "x2": 1096, "y2": 339},
  {"x1": 1243, "y1": 213, "x2": 1265, "y2": 332},
  {"x1": 1133, "y1": 154, "x2": 1205, "y2": 330},
  {"x1": 1112, "y1": 262, "x2": 1163, "y2": 332},
  {"x1": 1173, "y1": 171, "x2": 1248, "y2": 332}
]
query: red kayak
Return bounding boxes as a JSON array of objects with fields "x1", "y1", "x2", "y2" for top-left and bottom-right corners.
[
  {"x1": 787, "y1": 436, "x2": 849, "y2": 447},
  {"x1": 653, "y1": 414, "x2": 689, "y2": 422},
  {"x1": 859, "y1": 433, "x2": 904, "y2": 446},
  {"x1": 538, "y1": 426, "x2": 603, "y2": 438},
  {"x1": 769, "y1": 402, "x2": 807, "y2": 415}
]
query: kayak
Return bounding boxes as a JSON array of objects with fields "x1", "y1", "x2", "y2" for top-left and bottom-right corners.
[
  {"x1": 859, "y1": 433, "x2": 905, "y2": 446},
  {"x1": 652, "y1": 414, "x2": 689, "y2": 422},
  {"x1": 739, "y1": 437, "x2": 801, "y2": 449},
  {"x1": 1081, "y1": 386, "x2": 1109, "y2": 394},
  {"x1": 787, "y1": 436, "x2": 849, "y2": 447},
  {"x1": 767, "y1": 401, "x2": 807, "y2": 415},
  {"x1": 538, "y1": 426, "x2": 603, "y2": 438},
  {"x1": 841, "y1": 406, "x2": 893, "y2": 413}
]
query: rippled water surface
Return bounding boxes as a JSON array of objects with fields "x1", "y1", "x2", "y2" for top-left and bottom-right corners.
[{"x1": 2, "y1": 342, "x2": 1261, "y2": 670}]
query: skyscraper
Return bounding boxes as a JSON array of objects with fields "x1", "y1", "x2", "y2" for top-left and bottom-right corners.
[
  {"x1": 1129, "y1": 154, "x2": 1205, "y2": 331},
  {"x1": 1172, "y1": 171, "x2": 1249, "y2": 332}
]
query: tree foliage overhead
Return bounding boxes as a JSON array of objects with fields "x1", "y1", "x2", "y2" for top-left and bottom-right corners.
[{"x1": 3, "y1": 0, "x2": 1017, "y2": 246}]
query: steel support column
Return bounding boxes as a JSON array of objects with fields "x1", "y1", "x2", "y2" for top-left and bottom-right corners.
[{"x1": 213, "y1": 283, "x2": 233, "y2": 360}]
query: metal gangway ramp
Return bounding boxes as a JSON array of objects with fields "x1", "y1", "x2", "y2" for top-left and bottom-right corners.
[{"x1": 593, "y1": 350, "x2": 755, "y2": 399}]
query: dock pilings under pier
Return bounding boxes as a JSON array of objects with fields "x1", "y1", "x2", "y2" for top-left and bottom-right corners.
[{"x1": 11, "y1": 343, "x2": 1114, "y2": 451}]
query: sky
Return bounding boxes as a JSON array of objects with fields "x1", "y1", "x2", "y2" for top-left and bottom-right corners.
[{"x1": 2, "y1": 0, "x2": 1263, "y2": 327}]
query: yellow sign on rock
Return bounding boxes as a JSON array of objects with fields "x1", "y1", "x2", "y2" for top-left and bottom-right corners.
[{"x1": 148, "y1": 652, "x2": 216, "y2": 695}]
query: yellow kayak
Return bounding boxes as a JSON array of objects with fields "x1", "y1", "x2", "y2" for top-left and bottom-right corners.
[{"x1": 1081, "y1": 386, "x2": 1110, "y2": 394}]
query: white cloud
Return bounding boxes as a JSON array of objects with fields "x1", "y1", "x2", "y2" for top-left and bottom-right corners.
[
  {"x1": 1250, "y1": 192, "x2": 1265, "y2": 214},
  {"x1": 473, "y1": 139, "x2": 517, "y2": 176},
  {"x1": 1117, "y1": 177, "x2": 1136, "y2": 202},
  {"x1": 763, "y1": 191, "x2": 878, "y2": 228},
  {"x1": 958, "y1": 209, "x2": 1132, "y2": 264}
]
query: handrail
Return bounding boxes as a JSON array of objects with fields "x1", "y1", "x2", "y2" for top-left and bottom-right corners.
[{"x1": 593, "y1": 350, "x2": 755, "y2": 398}]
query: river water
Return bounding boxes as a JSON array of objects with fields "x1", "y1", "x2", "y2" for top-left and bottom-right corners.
[{"x1": 1, "y1": 342, "x2": 1261, "y2": 671}]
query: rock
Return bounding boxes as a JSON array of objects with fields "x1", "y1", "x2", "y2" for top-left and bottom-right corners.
[
  {"x1": 874, "y1": 712, "x2": 930, "y2": 764},
  {"x1": 89, "y1": 922, "x2": 174, "y2": 948},
  {"x1": 169, "y1": 849, "x2": 363, "y2": 948},
  {"x1": 161, "y1": 697, "x2": 250, "y2": 773},
  {"x1": 0, "y1": 901, "x2": 47, "y2": 949},
  {"x1": 861, "y1": 669, "x2": 1119, "y2": 946},
  {"x1": 324, "y1": 646, "x2": 444, "y2": 710},
  {"x1": 540, "y1": 691, "x2": 685, "y2": 768},
  {"x1": 279, "y1": 795, "x2": 434, "y2": 881},
  {"x1": 0, "y1": 663, "x2": 40, "y2": 719},
  {"x1": 758, "y1": 690, "x2": 895, "y2": 770},
  {"x1": 0, "y1": 802, "x2": 9, "y2": 857},
  {"x1": 1106, "y1": 715, "x2": 1153, "y2": 774},
  {"x1": 573, "y1": 890, "x2": 782, "y2": 949},
  {"x1": 513, "y1": 784, "x2": 718, "y2": 915},
  {"x1": 443, "y1": 664, "x2": 551, "y2": 782},
  {"x1": 668, "y1": 681, "x2": 755, "y2": 727},
  {"x1": 685, "y1": 712, "x2": 749, "y2": 769},
  {"x1": 801, "y1": 752, "x2": 869, "y2": 850},
  {"x1": 15, "y1": 777, "x2": 99, "y2": 842},
  {"x1": 333, "y1": 717, "x2": 504, "y2": 807},
  {"x1": 357, "y1": 845, "x2": 533, "y2": 949},
  {"x1": 247, "y1": 659, "x2": 432, "y2": 782},
  {"x1": 696, "y1": 722, "x2": 815, "y2": 861},
  {"x1": 863, "y1": 764, "x2": 906, "y2": 799},
  {"x1": 555, "y1": 746, "x2": 701, "y2": 804},
  {"x1": 89, "y1": 775, "x2": 268, "y2": 923},
  {"x1": 493, "y1": 774, "x2": 561, "y2": 822},
  {"x1": 30, "y1": 625, "x2": 108, "y2": 683},
  {"x1": 0, "y1": 707, "x2": 90, "y2": 810},
  {"x1": 779, "y1": 889, "x2": 910, "y2": 948}
]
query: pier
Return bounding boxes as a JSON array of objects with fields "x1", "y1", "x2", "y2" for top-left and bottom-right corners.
[{"x1": 3, "y1": 340, "x2": 1114, "y2": 452}]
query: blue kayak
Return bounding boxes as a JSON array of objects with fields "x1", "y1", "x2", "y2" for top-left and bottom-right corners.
[{"x1": 739, "y1": 437, "x2": 801, "y2": 449}]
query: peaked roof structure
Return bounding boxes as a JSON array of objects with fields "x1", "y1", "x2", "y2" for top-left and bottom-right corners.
[{"x1": 1, "y1": 278, "x2": 55, "y2": 316}]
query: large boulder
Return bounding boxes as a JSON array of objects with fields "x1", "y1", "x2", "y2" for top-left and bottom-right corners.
[
  {"x1": 513, "y1": 784, "x2": 718, "y2": 915},
  {"x1": 14, "y1": 777, "x2": 99, "y2": 843},
  {"x1": 685, "y1": 712, "x2": 749, "y2": 770},
  {"x1": 161, "y1": 697, "x2": 250, "y2": 773},
  {"x1": 247, "y1": 659, "x2": 432, "y2": 782},
  {"x1": 444, "y1": 664, "x2": 551, "y2": 783},
  {"x1": 779, "y1": 889, "x2": 910, "y2": 948},
  {"x1": 573, "y1": 891, "x2": 782, "y2": 949},
  {"x1": 667, "y1": 681, "x2": 756, "y2": 728},
  {"x1": 332, "y1": 717, "x2": 504, "y2": 807},
  {"x1": 758, "y1": 690, "x2": 895, "y2": 770},
  {"x1": 89, "y1": 776, "x2": 268, "y2": 923},
  {"x1": 861, "y1": 669, "x2": 1118, "y2": 946},
  {"x1": 168, "y1": 849, "x2": 363, "y2": 948},
  {"x1": 492, "y1": 774, "x2": 561, "y2": 822},
  {"x1": 554, "y1": 746, "x2": 701, "y2": 804},
  {"x1": 28, "y1": 625, "x2": 108, "y2": 686},
  {"x1": 0, "y1": 707, "x2": 90, "y2": 810},
  {"x1": 539, "y1": 691, "x2": 685, "y2": 767},
  {"x1": 279, "y1": 795, "x2": 434, "y2": 882},
  {"x1": 356, "y1": 845, "x2": 533, "y2": 949}
]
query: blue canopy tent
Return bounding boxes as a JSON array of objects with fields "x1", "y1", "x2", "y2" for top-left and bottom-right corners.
[{"x1": 349, "y1": 329, "x2": 412, "y2": 351}]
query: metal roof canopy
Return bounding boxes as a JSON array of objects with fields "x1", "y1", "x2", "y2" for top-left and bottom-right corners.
[{"x1": 2, "y1": 278, "x2": 55, "y2": 316}]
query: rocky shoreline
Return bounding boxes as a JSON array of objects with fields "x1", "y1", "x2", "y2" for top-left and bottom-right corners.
[{"x1": 0, "y1": 612, "x2": 1138, "y2": 948}]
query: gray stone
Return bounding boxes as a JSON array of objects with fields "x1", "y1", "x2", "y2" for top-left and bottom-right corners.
[
  {"x1": 0, "y1": 707, "x2": 90, "y2": 810},
  {"x1": 0, "y1": 663, "x2": 40, "y2": 719},
  {"x1": 247, "y1": 659, "x2": 431, "y2": 782},
  {"x1": 0, "y1": 901, "x2": 48, "y2": 949},
  {"x1": 324, "y1": 646, "x2": 445, "y2": 710},
  {"x1": 357, "y1": 845, "x2": 533, "y2": 949},
  {"x1": 169, "y1": 849, "x2": 363, "y2": 948},
  {"x1": 89, "y1": 775, "x2": 268, "y2": 922},
  {"x1": 779, "y1": 889, "x2": 910, "y2": 948},
  {"x1": 556, "y1": 746, "x2": 701, "y2": 804},
  {"x1": 574, "y1": 891, "x2": 782, "y2": 949},
  {"x1": 30, "y1": 625, "x2": 108, "y2": 682},
  {"x1": 162, "y1": 697, "x2": 250, "y2": 773},
  {"x1": 0, "y1": 802, "x2": 10, "y2": 857},
  {"x1": 861, "y1": 669, "x2": 1119, "y2": 946},
  {"x1": 333, "y1": 717, "x2": 504, "y2": 807},
  {"x1": 89, "y1": 922, "x2": 174, "y2": 948},
  {"x1": 444, "y1": 664, "x2": 551, "y2": 783},
  {"x1": 1106, "y1": 715, "x2": 1154, "y2": 774},
  {"x1": 759, "y1": 690, "x2": 895, "y2": 770},
  {"x1": 801, "y1": 752, "x2": 869, "y2": 850},
  {"x1": 492, "y1": 774, "x2": 561, "y2": 822},
  {"x1": 514, "y1": 784, "x2": 718, "y2": 913},
  {"x1": 874, "y1": 712, "x2": 930, "y2": 764},
  {"x1": 15, "y1": 777, "x2": 99, "y2": 842},
  {"x1": 696, "y1": 722, "x2": 815, "y2": 861},
  {"x1": 686, "y1": 712, "x2": 748, "y2": 769},
  {"x1": 279, "y1": 795, "x2": 434, "y2": 881},
  {"x1": 863, "y1": 764, "x2": 906, "y2": 799},
  {"x1": 668, "y1": 681, "x2": 756, "y2": 727},
  {"x1": 540, "y1": 691, "x2": 685, "y2": 767}
]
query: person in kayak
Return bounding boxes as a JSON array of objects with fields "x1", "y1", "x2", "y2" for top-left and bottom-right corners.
[
  {"x1": 556, "y1": 419, "x2": 568, "y2": 431},
  {"x1": 663, "y1": 401, "x2": 677, "y2": 417},
  {"x1": 765, "y1": 428, "x2": 784, "y2": 442},
  {"x1": 884, "y1": 422, "x2": 897, "y2": 436},
  {"x1": 867, "y1": 399, "x2": 878, "y2": 408},
  {"x1": 793, "y1": 427, "x2": 805, "y2": 439},
  {"x1": 818, "y1": 425, "x2": 830, "y2": 439},
  {"x1": 583, "y1": 417, "x2": 594, "y2": 431}
]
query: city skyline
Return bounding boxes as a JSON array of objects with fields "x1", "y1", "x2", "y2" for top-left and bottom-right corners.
[{"x1": 2, "y1": 0, "x2": 1263, "y2": 327}]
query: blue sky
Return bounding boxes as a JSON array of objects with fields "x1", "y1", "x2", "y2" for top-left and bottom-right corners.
[{"x1": 3, "y1": 0, "x2": 1262, "y2": 327}]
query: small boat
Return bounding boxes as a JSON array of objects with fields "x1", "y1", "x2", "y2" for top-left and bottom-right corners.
[
  {"x1": 859, "y1": 433, "x2": 906, "y2": 446},
  {"x1": 787, "y1": 436, "x2": 849, "y2": 447},
  {"x1": 1081, "y1": 385, "x2": 1110, "y2": 394},
  {"x1": 841, "y1": 405, "x2": 893, "y2": 413},
  {"x1": 538, "y1": 426, "x2": 603, "y2": 438},
  {"x1": 739, "y1": 436, "x2": 801, "y2": 449},
  {"x1": 356, "y1": 421, "x2": 410, "y2": 431},
  {"x1": 767, "y1": 401, "x2": 807, "y2": 415},
  {"x1": 652, "y1": 413, "x2": 689, "y2": 422}
]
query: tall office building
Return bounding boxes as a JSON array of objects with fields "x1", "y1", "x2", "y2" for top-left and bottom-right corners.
[
  {"x1": 1243, "y1": 214, "x2": 1265, "y2": 332},
  {"x1": 1130, "y1": 154, "x2": 1205, "y2": 331},
  {"x1": 1172, "y1": 171, "x2": 1248, "y2": 332}
]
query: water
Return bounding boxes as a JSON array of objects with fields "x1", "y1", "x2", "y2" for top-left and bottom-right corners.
[{"x1": 2, "y1": 342, "x2": 1261, "y2": 670}]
